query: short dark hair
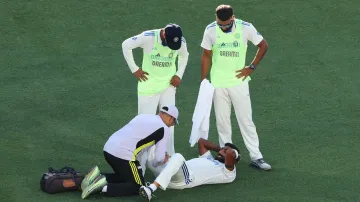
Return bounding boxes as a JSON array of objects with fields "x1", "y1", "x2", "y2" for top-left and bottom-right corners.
[
  {"x1": 224, "y1": 143, "x2": 241, "y2": 162},
  {"x1": 216, "y1": 5, "x2": 233, "y2": 21}
]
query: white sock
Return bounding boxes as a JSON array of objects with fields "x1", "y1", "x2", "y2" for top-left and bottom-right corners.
[
  {"x1": 149, "y1": 184, "x2": 157, "y2": 192},
  {"x1": 102, "y1": 185, "x2": 107, "y2": 192}
]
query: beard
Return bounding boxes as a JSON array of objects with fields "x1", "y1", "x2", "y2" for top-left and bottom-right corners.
[
  {"x1": 215, "y1": 155, "x2": 225, "y2": 163},
  {"x1": 221, "y1": 21, "x2": 234, "y2": 33}
]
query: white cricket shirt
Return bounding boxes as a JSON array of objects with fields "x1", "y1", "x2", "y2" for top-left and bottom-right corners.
[
  {"x1": 186, "y1": 151, "x2": 236, "y2": 187},
  {"x1": 103, "y1": 114, "x2": 169, "y2": 166},
  {"x1": 122, "y1": 29, "x2": 189, "y2": 79},
  {"x1": 201, "y1": 19, "x2": 264, "y2": 51},
  {"x1": 168, "y1": 151, "x2": 236, "y2": 189}
]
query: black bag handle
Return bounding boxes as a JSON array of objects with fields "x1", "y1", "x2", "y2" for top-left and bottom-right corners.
[
  {"x1": 60, "y1": 167, "x2": 76, "y2": 174},
  {"x1": 47, "y1": 167, "x2": 77, "y2": 175}
]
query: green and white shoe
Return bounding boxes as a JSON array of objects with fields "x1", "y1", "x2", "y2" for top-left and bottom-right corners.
[
  {"x1": 81, "y1": 166, "x2": 100, "y2": 191},
  {"x1": 81, "y1": 175, "x2": 107, "y2": 199}
]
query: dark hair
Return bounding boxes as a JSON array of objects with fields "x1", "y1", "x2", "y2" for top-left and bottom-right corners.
[
  {"x1": 224, "y1": 143, "x2": 241, "y2": 162},
  {"x1": 216, "y1": 5, "x2": 233, "y2": 21}
]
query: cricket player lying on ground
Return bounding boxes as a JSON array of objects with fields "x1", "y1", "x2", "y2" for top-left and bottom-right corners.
[{"x1": 139, "y1": 138, "x2": 240, "y2": 201}]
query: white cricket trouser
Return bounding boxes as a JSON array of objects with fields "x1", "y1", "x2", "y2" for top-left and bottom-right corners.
[
  {"x1": 145, "y1": 146, "x2": 166, "y2": 177},
  {"x1": 137, "y1": 86, "x2": 176, "y2": 176},
  {"x1": 153, "y1": 153, "x2": 193, "y2": 190},
  {"x1": 138, "y1": 86, "x2": 176, "y2": 155},
  {"x1": 213, "y1": 81, "x2": 263, "y2": 160}
]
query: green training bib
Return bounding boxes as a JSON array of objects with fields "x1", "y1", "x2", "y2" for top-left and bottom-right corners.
[
  {"x1": 211, "y1": 19, "x2": 250, "y2": 88},
  {"x1": 138, "y1": 30, "x2": 178, "y2": 95}
]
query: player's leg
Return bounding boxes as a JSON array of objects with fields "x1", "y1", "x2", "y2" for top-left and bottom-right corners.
[
  {"x1": 146, "y1": 146, "x2": 167, "y2": 177},
  {"x1": 153, "y1": 153, "x2": 188, "y2": 190},
  {"x1": 137, "y1": 149, "x2": 149, "y2": 176},
  {"x1": 101, "y1": 151, "x2": 139, "y2": 183},
  {"x1": 138, "y1": 92, "x2": 161, "y2": 176},
  {"x1": 229, "y1": 82, "x2": 262, "y2": 159},
  {"x1": 138, "y1": 93, "x2": 161, "y2": 114},
  {"x1": 82, "y1": 152, "x2": 145, "y2": 198},
  {"x1": 139, "y1": 153, "x2": 188, "y2": 201},
  {"x1": 229, "y1": 82, "x2": 271, "y2": 170},
  {"x1": 81, "y1": 152, "x2": 129, "y2": 192},
  {"x1": 213, "y1": 88, "x2": 232, "y2": 147},
  {"x1": 104, "y1": 160, "x2": 145, "y2": 197},
  {"x1": 159, "y1": 86, "x2": 176, "y2": 155}
]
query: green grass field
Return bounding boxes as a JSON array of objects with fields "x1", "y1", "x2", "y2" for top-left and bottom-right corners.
[{"x1": 1, "y1": 0, "x2": 360, "y2": 201}]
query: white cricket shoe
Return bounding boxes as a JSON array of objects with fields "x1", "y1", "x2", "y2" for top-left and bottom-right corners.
[
  {"x1": 139, "y1": 185, "x2": 153, "y2": 201},
  {"x1": 251, "y1": 158, "x2": 272, "y2": 171}
]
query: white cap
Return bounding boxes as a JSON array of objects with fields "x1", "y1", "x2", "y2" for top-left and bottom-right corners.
[{"x1": 160, "y1": 105, "x2": 179, "y2": 124}]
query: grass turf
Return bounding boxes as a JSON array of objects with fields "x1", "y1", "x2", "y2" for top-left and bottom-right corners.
[{"x1": 1, "y1": 0, "x2": 360, "y2": 201}]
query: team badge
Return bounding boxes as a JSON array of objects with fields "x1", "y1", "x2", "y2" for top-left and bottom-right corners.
[
  {"x1": 168, "y1": 53, "x2": 173, "y2": 58},
  {"x1": 173, "y1": 37, "x2": 179, "y2": 42},
  {"x1": 235, "y1": 33, "x2": 240, "y2": 39},
  {"x1": 233, "y1": 41, "x2": 239, "y2": 47}
]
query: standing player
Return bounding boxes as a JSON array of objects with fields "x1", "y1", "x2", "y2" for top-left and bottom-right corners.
[
  {"x1": 122, "y1": 23, "x2": 189, "y2": 156},
  {"x1": 200, "y1": 5, "x2": 271, "y2": 170},
  {"x1": 80, "y1": 105, "x2": 179, "y2": 199},
  {"x1": 139, "y1": 138, "x2": 240, "y2": 201}
]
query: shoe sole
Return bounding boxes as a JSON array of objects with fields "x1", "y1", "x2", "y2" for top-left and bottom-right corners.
[
  {"x1": 139, "y1": 187, "x2": 150, "y2": 201},
  {"x1": 250, "y1": 163, "x2": 272, "y2": 171},
  {"x1": 81, "y1": 166, "x2": 100, "y2": 190},
  {"x1": 81, "y1": 177, "x2": 106, "y2": 199}
]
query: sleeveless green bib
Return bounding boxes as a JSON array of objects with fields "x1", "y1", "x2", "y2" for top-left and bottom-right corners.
[
  {"x1": 138, "y1": 30, "x2": 178, "y2": 95},
  {"x1": 211, "y1": 19, "x2": 250, "y2": 88}
]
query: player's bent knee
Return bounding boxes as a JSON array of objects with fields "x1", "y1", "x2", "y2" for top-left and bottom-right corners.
[{"x1": 170, "y1": 153, "x2": 185, "y2": 162}]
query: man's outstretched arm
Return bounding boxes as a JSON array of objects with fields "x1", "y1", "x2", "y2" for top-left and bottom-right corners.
[{"x1": 198, "y1": 138, "x2": 221, "y2": 155}]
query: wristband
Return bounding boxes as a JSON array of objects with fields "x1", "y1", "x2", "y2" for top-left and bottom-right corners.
[{"x1": 233, "y1": 150, "x2": 239, "y2": 159}]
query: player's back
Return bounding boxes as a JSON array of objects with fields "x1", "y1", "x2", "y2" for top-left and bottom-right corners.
[{"x1": 103, "y1": 114, "x2": 168, "y2": 160}]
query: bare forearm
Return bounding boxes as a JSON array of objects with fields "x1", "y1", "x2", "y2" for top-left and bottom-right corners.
[
  {"x1": 201, "y1": 53, "x2": 211, "y2": 80},
  {"x1": 225, "y1": 149, "x2": 236, "y2": 171},
  {"x1": 250, "y1": 39, "x2": 268, "y2": 66},
  {"x1": 198, "y1": 138, "x2": 221, "y2": 155}
]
